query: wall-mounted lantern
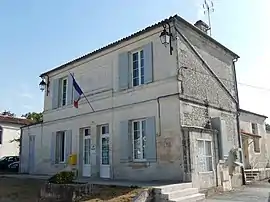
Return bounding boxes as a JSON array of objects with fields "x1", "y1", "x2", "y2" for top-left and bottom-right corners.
[
  {"x1": 159, "y1": 20, "x2": 173, "y2": 55},
  {"x1": 39, "y1": 76, "x2": 50, "y2": 96}
]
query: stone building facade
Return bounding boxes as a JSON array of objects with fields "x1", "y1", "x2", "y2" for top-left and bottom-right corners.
[{"x1": 20, "y1": 15, "x2": 242, "y2": 190}]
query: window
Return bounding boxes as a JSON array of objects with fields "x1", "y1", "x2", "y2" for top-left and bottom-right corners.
[
  {"x1": 101, "y1": 125, "x2": 109, "y2": 165},
  {"x1": 56, "y1": 131, "x2": 66, "y2": 163},
  {"x1": 198, "y1": 140, "x2": 213, "y2": 172},
  {"x1": 60, "y1": 77, "x2": 68, "y2": 106},
  {"x1": 251, "y1": 123, "x2": 258, "y2": 134},
  {"x1": 132, "y1": 50, "x2": 144, "y2": 87},
  {"x1": 132, "y1": 120, "x2": 146, "y2": 161},
  {"x1": 0, "y1": 126, "x2": 2, "y2": 144}
]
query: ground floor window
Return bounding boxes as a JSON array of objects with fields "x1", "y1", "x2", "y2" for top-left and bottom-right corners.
[
  {"x1": 56, "y1": 131, "x2": 66, "y2": 163},
  {"x1": 132, "y1": 119, "x2": 146, "y2": 161},
  {"x1": 197, "y1": 139, "x2": 213, "y2": 172}
]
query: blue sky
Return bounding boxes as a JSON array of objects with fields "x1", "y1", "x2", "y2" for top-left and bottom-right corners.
[{"x1": 0, "y1": 0, "x2": 269, "y2": 119}]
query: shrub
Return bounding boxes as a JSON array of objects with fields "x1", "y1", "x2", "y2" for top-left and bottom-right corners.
[{"x1": 48, "y1": 171, "x2": 75, "y2": 184}]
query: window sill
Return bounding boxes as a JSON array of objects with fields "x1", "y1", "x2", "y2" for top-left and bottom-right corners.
[
  {"x1": 198, "y1": 171, "x2": 214, "y2": 174},
  {"x1": 128, "y1": 161, "x2": 150, "y2": 169}
]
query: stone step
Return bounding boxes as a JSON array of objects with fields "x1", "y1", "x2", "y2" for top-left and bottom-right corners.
[
  {"x1": 245, "y1": 173, "x2": 259, "y2": 177},
  {"x1": 244, "y1": 170, "x2": 260, "y2": 174},
  {"x1": 171, "y1": 193, "x2": 205, "y2": 202},
  {"x1": 161, "y1": 188, "x2": 199, "y2": 200},
  {"x1": 155, "y1": 183, "x2": 193, "y2": 194}
]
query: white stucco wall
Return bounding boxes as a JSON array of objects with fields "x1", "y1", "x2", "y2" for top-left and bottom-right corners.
[
  {"x1": 0, "y1": 123, "x2": 21, "y2": 158},
  {"x1": 20, "y1": 24, "x2": 185, "y2": 181}
]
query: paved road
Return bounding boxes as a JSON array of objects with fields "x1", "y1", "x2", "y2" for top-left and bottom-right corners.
[{"x1": 207, "y1": 181, "x2": 270, "y2": 202}]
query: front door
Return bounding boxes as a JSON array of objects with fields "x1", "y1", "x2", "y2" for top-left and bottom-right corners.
[
  {"x1": 82, "y1": 128, "x2": 91, "y2": 177},
  {"x1": 28, "y1": 136, "x2": 35, "y2": 173},
  {"x1": 242, "y1": 137, "x2": 250, "y2": 168},
  {"x1": 100, "y1": 125, "x2": 110, "y2": 178}
]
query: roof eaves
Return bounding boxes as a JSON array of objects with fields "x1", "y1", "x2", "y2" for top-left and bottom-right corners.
[
  {"x1": 39, "y1": 15, "x2": 177, "y2": 77},
  {"x1": 174, "y1": 15, "x2": 240, "y2": 59},
  {"x1": 240, "y1": 109, "x2": 268, "y2": 119},
  {"x1": 40, "y1": 14, "x2": 239, "y2": 77}
]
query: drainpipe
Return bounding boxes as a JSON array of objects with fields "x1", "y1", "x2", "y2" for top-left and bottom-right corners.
[{"x1": 233, "y1": 58, "x2": 246, "y2": 185}]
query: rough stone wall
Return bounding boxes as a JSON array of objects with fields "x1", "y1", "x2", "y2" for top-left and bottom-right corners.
[{"x1": 176, "y1": 33, "x2": 236, "y2": 111}]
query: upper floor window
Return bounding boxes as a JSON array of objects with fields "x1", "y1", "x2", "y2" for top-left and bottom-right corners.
[
  {"x1": 0, "y1": 126, "x2": 2, "y2": 144},
  {"x1": 60, "y1": 77, "x2": 68, "y2": 107},
  {"x1": 251, "y1": 123, "x2": 258, "y2": 134},
  {"x1": 132, "y1": 50, "x2": 145, "y2": 87}
]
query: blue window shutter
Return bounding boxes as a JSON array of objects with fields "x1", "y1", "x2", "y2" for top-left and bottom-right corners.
[
  {"x1": 145, "y1": 116, "x2": 157, "y2": 162},
  {"x1": 143, "y1": 42, "x2": 153, "y2": 84},
  {"x1": 67, "y1": 74, "x2": 73, "y2": 105},
  {"x1": 50, "y1": 132, "x2": 56, "y2": 165},
  {"x1": 118, "y1": 52, "x2": 130, "y2": 90},
  {"x1": 52, "y1": 79, "x2": 60, "y2": 109},
  {"x1": 65, "y1": 130, "x2": 72, "y2": 163},
  {"x1": 120, "y1": 120, "x2": 132, "y2": 162}
]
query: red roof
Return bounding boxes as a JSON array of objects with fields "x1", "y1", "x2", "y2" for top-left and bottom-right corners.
[{"x1": 0, "y1": 115, "x2": 32, "y2": 126}]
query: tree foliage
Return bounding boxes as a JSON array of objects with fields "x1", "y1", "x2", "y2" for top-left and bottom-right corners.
[
  {"x1": 266, "y1": 123, "x2": 270, "y2": 131},
  {"x1": 22, "y1": 112, "x2": 43, "y2": 123}
]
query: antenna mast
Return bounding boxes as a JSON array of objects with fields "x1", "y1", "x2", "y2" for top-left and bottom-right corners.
[{"x1": 203, "y1": 0, "x2": 214, "y2": 36}]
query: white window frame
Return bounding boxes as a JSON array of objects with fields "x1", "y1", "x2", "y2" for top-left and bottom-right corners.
[
  {"x1": 132, "y1": 119, "x2": 146, "y2": 162},
  {"x1": 131, "y1": 49, "x2": 144, "y2": 87},
  {"x1": 60, "y1": 77, "x2": 68, "y2": 107},
  {"x1": 197, "y1": 139, "x2": 213, "y2": 172},
  {"x1": 56, "y1": 131, "x2": 66, "y2": 163}
]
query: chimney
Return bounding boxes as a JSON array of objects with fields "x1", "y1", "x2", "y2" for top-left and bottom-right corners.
[{"x1": 194, "y1": 20, "x2": 210, "y2": 34}]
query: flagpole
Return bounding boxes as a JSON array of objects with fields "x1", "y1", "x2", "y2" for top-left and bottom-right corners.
[{"x1": 82, "y1": 92, "x2": 95, "y2": 112}]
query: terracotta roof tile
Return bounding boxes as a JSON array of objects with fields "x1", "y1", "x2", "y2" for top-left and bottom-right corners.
[{"x1": 0, "y1": 115, "x2": 32, "y2": 126}]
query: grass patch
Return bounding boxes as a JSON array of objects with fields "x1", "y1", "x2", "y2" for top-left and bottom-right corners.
[{"x1": 0, "y1": 177, "x2": 143, "y2": 202}]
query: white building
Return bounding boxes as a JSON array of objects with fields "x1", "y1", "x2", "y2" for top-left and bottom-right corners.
[
  {"x1": 20, "y1": 15, "x2": 243, "y2": 190},
  {"x1": 0, "y1": 115, "x2": 30, "y2": 158}
]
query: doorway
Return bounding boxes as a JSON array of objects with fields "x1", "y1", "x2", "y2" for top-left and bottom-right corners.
[
  {"x1": 82, "y1": 128, "x2": 91, "y2": 177},
  {"x1": 100, "y1": 125, "x2": 110, "y2": 178},
  {"x1": 28, "y1": 135, "x2": 35, "y2": 173},
  {"x1": 242, "y1": 136, "x2": 250, "y2": 169}
]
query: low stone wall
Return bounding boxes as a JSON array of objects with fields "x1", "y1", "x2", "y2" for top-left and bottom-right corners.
[{"x1": 38, "y1": 183, "x2": 96, "y2": 202}]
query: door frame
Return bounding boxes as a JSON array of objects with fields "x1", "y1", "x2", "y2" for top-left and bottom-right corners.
[
  {"x1": 28, "y1": 135, "x2": 35, "y2": 174},
  {"x1": 100, "y1": 124, "x2": 110, "y2": 178},
  {"x1": 82, "y1": 127, "x2": 91, "y2": 177}
]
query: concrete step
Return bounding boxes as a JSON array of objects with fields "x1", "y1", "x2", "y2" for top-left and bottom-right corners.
[
  {"x1": 161, "y1": 188, "x2": 199, "y2": 200},
  {"x1": 155, "y1": 183, "x2": 193, "y2": 194},
  {"x1": 244, "y1": 170, "x2": 260, "y2": 174},
  {"x1": 171, "y1": 193, "x2": 205, "y2": 202},
  {"x1": 245, "y1": 173, "x2": 259, "y2": 177}
]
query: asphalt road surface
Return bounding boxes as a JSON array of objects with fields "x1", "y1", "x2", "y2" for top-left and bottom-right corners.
[{"x1": 207, "y1": 181, "x2": 270, "y2": 202}]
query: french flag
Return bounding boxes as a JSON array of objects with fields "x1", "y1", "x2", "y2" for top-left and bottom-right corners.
[{"x1": 70, "y1": 73, "x2": 83, "y2": 108}]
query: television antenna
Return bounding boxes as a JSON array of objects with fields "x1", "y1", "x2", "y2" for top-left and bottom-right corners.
[{"x1": 203, "y1": 0, "x2": 214, "y2": 36}]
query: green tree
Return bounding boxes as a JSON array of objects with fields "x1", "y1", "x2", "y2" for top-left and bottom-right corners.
[
  {"x1": 266, "y1": 123, "x2": 270, "y2": 131},
  {"x1": 21, "y1": 112, "x2": 43, "y2": 123}
]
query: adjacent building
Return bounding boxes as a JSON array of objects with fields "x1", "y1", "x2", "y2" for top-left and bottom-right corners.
[
  {"x1": 239, "y1": 109, "x2": 269, "y2": 169},
  {"x1": 20, "y1": 15, "x2": 243, "y2": 190},
  {"x1": 0, "y1": 115, "x2": 30, "y2": 158}
]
